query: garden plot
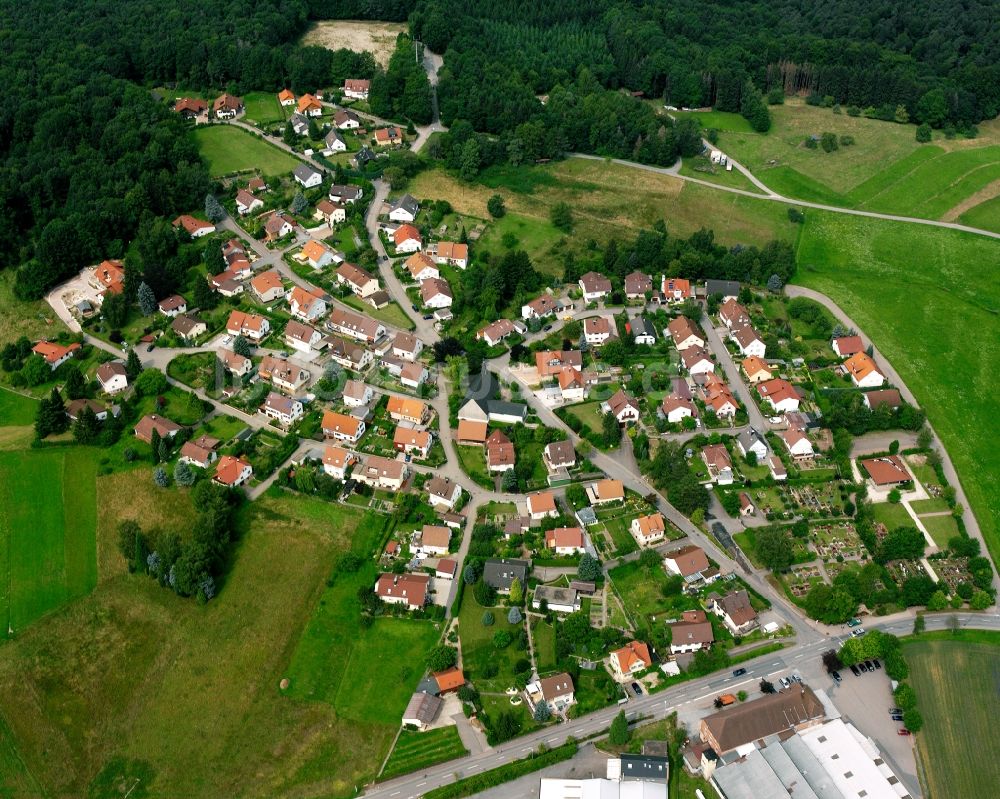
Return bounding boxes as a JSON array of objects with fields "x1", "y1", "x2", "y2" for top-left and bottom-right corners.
[
  {"x1": 810, "y1": 522, "x2": 864, "y2": 561},
  {"x1": 928, "y1": 557, "x2": 974, "y2": 593},
  {"x1": 885, "y1": 558, "x2": 932, "y2": 585},
  {"x1": 786, "y1": 563, "x2": 826, "y2": 597}
]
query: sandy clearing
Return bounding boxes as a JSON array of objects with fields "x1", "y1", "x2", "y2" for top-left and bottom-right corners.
[{"x1": 301, "y1": 20, "x2": 407, "y2": 67}]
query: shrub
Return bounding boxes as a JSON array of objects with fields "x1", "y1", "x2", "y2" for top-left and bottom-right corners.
[{"x1": 482, "y1": 611, "x2": 495, "y2": 626}]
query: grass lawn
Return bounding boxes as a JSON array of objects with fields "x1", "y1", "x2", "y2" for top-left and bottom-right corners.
[
  {"x1": 870, "y1": 501, "x2": 913, "y2": 531},
  {"x1": 193, "y1": 125, "x2": 302, "y2": 177},
  {"x1": 904, "y1": 632, "x2": 1000, "y2": 799},
  {"x1": 196, "y1": 414, "x2": 247, "y2": 443},
  {"x1": 602, "y1": 516, "x2": 639, "y2": 556},
  {"x1": 679, "y1": 154, "x2": 764, "y2": 192},
  {"x1": 380, "y1": 727, "x2": 468, "y2": 780},
  {"x1": 458, "y1": 593, "x2": 527, "y2": 691},
  {"x1": 564, "y1": 401, "x2": 605, "y2": 435},
  {"x1": 0, "y1": 270, "x2": 68, "y2": 351},
  {"x1": 795, "y1": 211, "x2": 1000, "y2": 565},
  {"x1": 908, "y1": 497, "x2": 951, "y2": 514},
  {"x1": 454, "y1": 445, "x2": 493, "y2": 490},
  {"x1": 671, "y1": 109, "x2": 755, "y2": 133},
  {"x1": 531, "y1": 618, "x2": 557, "y2": 671},
  {"x1": 0, "y1": 448, "x2": 97, "y2": 635},
  {"x1": 608, "y1": 561, "x2": 695, "y2": 629},
  {"x1": 167, "y1": 351, "x2": 217, "y2": 390},
  {"x1": 0, "y1": 387, "x2": 38, "y2": 450},
  {"x1": 341, "y1": 293, "x2": 415, "y2": 331},
  {"x1": 243, "y1": 91, "x2": 286, "y2": 126},
  {"x1": 920, "y1": 514, "x2": 960, "y2": 549}
]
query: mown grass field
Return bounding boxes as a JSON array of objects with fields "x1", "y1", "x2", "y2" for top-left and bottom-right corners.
[
  {"x1": 796, "y1": 212, "x2": 1000, "y2": 565},
  {"x1": 0, "y1": 448, "x2": 97, "y2": 635},
  {"x1": 0, "y1": 491, "x2": 431, "y2": 798},
  {"x1": 242, "y1": 91, "x2": 286, "y2": 126},
  {"x1": 193, "y1": 125, "x2": 302, "y2": 176},
  {"x1": 904, "y1": 632, "x2": 1000, "y2": 799},
  {"x1": 0, "y1": 387, "x2": 38, "y2": 450},
  {"x1": 380, "y1": 727, "x2": 468, "y2": 781},
  {"x1": 713, "y1": 100, "x2": 1000, "y2": 222},
  {"x1": 958, "y1": 193, "x2": 1000, "y2": 233}
]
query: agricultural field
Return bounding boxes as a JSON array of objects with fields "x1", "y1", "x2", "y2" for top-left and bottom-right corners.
[
  {"x1": 0, "y1": 448, "x2": 98, "y2": 635},
  {"x1": 300, "y1": 20, "x2": 407, "y2": 67},
  {"x1": 380, "y1": 727, "x2": 468, "y2": 781},
  {"x1": 0, "y1": 492, "x2": 430, "y2": 798},
  {"x1": 904, "y1": 632, "x2": 1000, "y2": 799},
  {"x1": 710, "y1": 100, "x2": 1000, "y2": 222},
  {"x1": 193, "y1": 125, "x2": 302, "y2": 177},
  {"x1": 795, "y1": 211, "x2": 1000, "y2": 565}
]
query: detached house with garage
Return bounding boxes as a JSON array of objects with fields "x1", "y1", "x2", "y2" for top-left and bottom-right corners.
[
  {"x1": 284, "y1": 320, "x2": 323, "y2": 354},
  {"x1": 293, "y1": 164, "x2": 323, "y2": 189},
  {"x1": 336, "y1": 262, "x2": 379, "y2": 298},
  {"x1": 669, "y1": 610, "x2": 715, "y2": 654},
  {"x1": 213, "y1": 455, "x2": 253, "y2": 487},
  {"x1": 296, "y1": 93, "x2": 322, "y2": 116},
  {"x1": 603, "y1": 389, "x2": 640, "y2": 425},
  {"x1": 427, "y1": 241, "x2": 469, "y2": 269},
  {"x1": 624, "y1": 271, "x2": 652, "y2": 300},
  {"x1": 374, "y1": 573, "x2": 428, "y2": 612},
  {"x1": 831, "y1": 335, "x2": 864, "y2": 358},
  {"x1": 630, "y1": 513, "x2": 666, "y2": 547},
  {"x1": 710, "y1": 589, "x2": 759, "y2": 636},
  {"x1": 609, "y1": 641, "x2": 653, "y2": 679},
  {"x1": 288, "y1": 286, "x2": 328, "y2": 322},
  {"x1": 757, "y1": 378, "x2": 800, "y2": 413},
  {"x1": 235, "y1": 189, "x2": 263, "y2": 216},
  {"x1": 702, "y1": 443, "x2": 734, "y2": 485},
  {"x1": 405, "y1": 252, "x2": 439, "y2": 282},
  {"x1": 663, "y1": 544, "x2": 711, "y2": 582},
  {"x1": 226, "y1": 310, "x2": 270, "y2": 342},
  {"x1": 680, "y1": 346, "x2": 715, "y2": 375},
  {"x1": 526, "y1": 673, "x2": 575, "y2": 714},
  {"x1": 96, "y1": 361, "x2": 129, "y2": 394},
  {"x1": 427, "y1": 476, "x2": 462, "y2": 510},
  {"x1": 173, "y1": 215, "x2": 215, "y2": 238},
  {"x1": 394, "y1": 427, "x2": 432, "y2": 459},
  {"x1": 545, "y1": 527, "x2": 586, "y2": 555},
  {"x1": 578, "y1": 271, "x2": 612, "y2": 303},
  {"x1": 730, "y1": 325, "x2": 765, "y2": 358},
  {"x1": 302, "y1": 239, "x2": 337, "y2": 270},
  {"x1": 263, "y1": 392, "x2": 304, "y2": 426},
  {"x1": 527, "y1": 490, "x2": 558, "y2": 520},
  {"x1": 661, "y1": 277, "x2": 693, "y2": 303},
  {"x1": 322, "y1": 410, "x2": 365, "y2": 444},
  {"x1": 393, "y1": 224, "x2": 422, "y2": 253},
  {"x1": 660, "y1": 394, "x2": 696, "y2": 424},
  {"x1": 587, "y1": 479, "x2": 625, "y2": 505},
  {"x1": 843, "y1": 352, "x2": 886, "y2": 388},
  {"x1": 420, "y1": 277, "x2": 453, "y2": 308},
  {"x1": 781, "y1": 428, "x2": 814, "y2": 459},
  {"x1": 388, "y1": 194, "x2": 420, "y2": 222},
  {"x1": 584, "y1": 315, "x2": 614, "y2": 346},
  {"x1": 358, "y1": 455, "x2": 408, "y2": 490},
  {"x1": 741, "y1": 356, "x2": 772, "y2": 384},
  {"x1": 718, "y1": 299, "x2": 750, "y2": 330},
  {"x1": 543, "y1": 440, "x2": 576, "y2": 472},
  {"x1": 668, "y1": 316, "x2": 705, "y2": 351},
  {"x1": 250, "y1": 270, "x2": 285, "y2": 303}
]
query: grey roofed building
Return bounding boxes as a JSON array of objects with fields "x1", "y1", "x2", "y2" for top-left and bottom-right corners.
[
  {"x1": 294, "y1": 163, "x2": 321, "y2": 183},
  {"x1": 402, "y1": 691, "x2": 442, "y2": 726},
  {"x1": 390, "y1": 193, "x2": 420, "y2": 217},
  {"x1": 416, "y1": 676, "x2": 440, "y2": 696},
  {"x1": 575, "y1": 507, "x2": 598, "y2": 526},
  {"x1": 483, "y1": 558, "x2": 528, "y2": 592},
  {"x1": 325, "y1": 129, "x2": 345, "y2": 148},
  {"x1": 705, "y1": 279, "x2": 741, "y2": 298},
  {"x1": 629, "y1": 317, "x2": 656, "y2": 340},
  {"x1": 290, "y1": 113, "x2": 309, "y2": 135},
  {"x1": 462, "y1": 365, "x2": 527, "y2": 422},
  {"x1": 620, "y1": 753, "x2": 669, "y2": 782},
  {"x1": 532, "y1": 585, "x2": 579, "y2": 611},
  {"x1": 737, "y1": 428, "x2": 768, "y2": 457},
  {"x1": 354, "y1": 146, "x2": 375, "y2": 168},
  {"x1": 484, "y1": 400, "x2": 527, "y2": 422}
]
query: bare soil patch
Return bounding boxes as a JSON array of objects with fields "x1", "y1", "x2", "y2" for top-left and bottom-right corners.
[
  {"x1": 301, "y1": 20, "x2": 407, "y2": 67},
  {"x1": 941, "y1": 178, "x2": 1000, "y2": 221}
]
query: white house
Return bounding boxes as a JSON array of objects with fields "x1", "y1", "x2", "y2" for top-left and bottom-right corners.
[
  {"x1": 263, "y1": 393, "x2": 304, "y2": 426},
  {"x1": 96, "y1": 361, "x2": 129, "y2": 394},
  {"x1": 322, "y1": 446, "x2": 355, "y2": 479},
  {"x1": 630, "y1": 513, "x2": 666, "y2": 547},
  {"x1": 302, "y1": 240, "x2": 336, "y2": 270},
  {"x1": 781, "y1": 429, "x2": 814, "y2": 459},
  {"x1": 680, "y1": 346, "x2": 715, "y2": 375},
  {"x1": 420, "y1": 278, "x2": 453, "y2": 309},
  {"x1": 287, "y1": 286, "x2": 328, "y2": 322},
  {"x1": 578, "y1": 271, "x2": 612, "y2": 303},
  {"x1": 584, "y1": 316, "x2": 614, "y2": 346},
  {"x1": 235, "y1": 189, "x2": 263, "y2": 216},
  {"x1": 737, "y1": 429, "x2": 768, "y2": 461},
  {"x1": 526, "y1": 491, "x2": 558, "y2": 520},
  {"x1": 392, "y1": 332, "x2": 424, "y2": 362},
  {"x1": 731, "y1": 325, "x2": 766, "y2": 358},
  {"x1": 427, "y1": 477, "x2": 462, "y2": 510},
  {"x1": 293, "y1": 164, "x2": 323, "y2": 189},
  {"x1": 603, "y1": 390, "x2": 640, "y2": 425},
  {"x1": 544, "y1": 527, "x2": 586, "y2": 555},
  {"x1": 343, "y1": 79, "x2": 370, "y2": 101},
  {"x1": 393, "y1": 224, "x2": 422, "y2": 253},
  {"x1": 388, "y1": 194, "x2": 419, "y2": 223},
  {"x1": 342, "y1": 379, "x2": 374, "y2": 408},
  {"x1": 284, "y1": 320, "x2": 323, "y2": 354},
  {"x1": 844, "y1": 352, "x2": 886, "y2": 388}
]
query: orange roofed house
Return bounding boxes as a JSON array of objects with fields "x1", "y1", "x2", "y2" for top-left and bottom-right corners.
[
  {"x1": 587, "y1": 479, "x2": 624, "y2": 505},
  {"x1": 94, "y1": 259, "x2": 125, "y2": 294},
  {"x1": 32, "y1": 340, "x2": 80, "y2": 370},
  {"x1": 374, "y1": 573, "x2": 429, "y2": 611},
  {"x1": 213, "y1": 455, "x2": 253, "y2": 487},
  {"x1": 609, "y1": 640, "x2": 653, "y2": 679},
  {"x1": 322, "y1": 410, "x2": 365, "y2": 444}
]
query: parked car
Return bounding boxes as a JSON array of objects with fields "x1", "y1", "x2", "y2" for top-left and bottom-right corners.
[
  {"x1": 780, "y1": 677, "x2": 791, "y2": 690},
  {"x1": 864, "y1": 660, "x2": 874, "y2": 671},
  {"x1": 790, "y1": 674, "x2": 802, "y2": 684},
  {"x1": 831, "y1": 670, "x2": 842, "y2": 683},
  {"x1": 898, "y1": 729, "x2": 911, "y2": 736},
  {"x1": 732, "y1": 668, "x2": 747, "y2": 677},
  {"x1": 847, "y1": 618, "x2": 862, "y2": 627},
  {"x1": 872, "y1": 659, "x2": 881, "y2": 670},
  {"x1": 891, "y1": 714, "x2": 904, "y2": 721},
  {"x1": 889, "y1": 706, "x2": 902, "y2": 714},
  {"x1": 851, "y1": 628, "x2": 866, "y2": 637},
  {"x1": 859, "y1": 662, "x2": 869, "y2": 673},
  {"x1": 631, "y1": 682, "x2": 643, "y2": 696},
  {"x1": 850, "y1": 664, "x2": 861, "y2": 676},
  {"x1": 146, "y1": 344, "x2": 155, "y2": 352},
  {"x1": 543, "y1": 324, "x2": 553, "y2": 332},
  {"x1": 411, "y1": 303, "x2": 420, "y2": 311}
]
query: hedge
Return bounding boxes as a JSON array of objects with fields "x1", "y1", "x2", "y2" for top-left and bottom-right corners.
[{"x1": 423, "y1": 742, "x2": 578, "y2": 799}]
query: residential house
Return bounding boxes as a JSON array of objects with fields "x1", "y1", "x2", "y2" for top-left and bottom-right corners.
[
  {"x1": 284, "y1": 320, "x2": 323, "y2": 354},
  {"x1": 213, "y1": 455, "x2": 253, "y2": 487},
  {"x1": 844, "y1": 352, "x2": 886, "y2": 388},
  {"x1": 525, "y1": 491, "x2": 558, "y2": 522},
  {"x1": 736, "y1": 429, "x2": 768, "y2": 461},
  {"x1": 314, "y1": 200, "x2": 346, "y2": 226},
  {"x1": 544, "y1": 526, "x2": 585, "y2": 555},
  {"x1": 288, "y1": 285, "x2": 328, "y2": 322},
  {"x1": 680, "y1": 346, "x2": 714, "y2": 375},
  {"x1": 155, "y1": 294, "x2": 187, "y2": 318},
  {"x1": 628, "y1": 317, "x2": 656, "y2": 345},
  {"x1": 416, "y1": 525, "x2": 452, "y2": 556},
  {"x1": 702, "y1": 444, "x2": 733, "y2": 485},
  {"x1": 96, "y1": 361, "x2": 128, "y2": 394},
  {"x1": 259, "y1": 355, "x2": 310, "y2": 393},
  {"x1": 212, "y1": 93, "x2": 243, "y2": 119},
  {"x1": 393, "y1": 224, "x2": 422, "y2": 253},
  {"x1": 264, "y1": 213, "x2": 294, "y2": 241},
  {"x1": 584, "y1": 316, "x2": 614, "y2": 346},
  {"x1": 263, "y1": 392, "x2": 304, "y2": 426},
  {"x1": 32, "y1": 340, "x2": 80, "y2": 370},
  {"x1": 485, "y1": 429, "x2": 516, "y2": 472},
  {"x1": 661, "y1": 277, "x2": 692, "y2": 303},
  {"x1": 532, "y1": 585, "x2": 581, "y2": 614},
  {"x1": 217, "y1": 348, "x2": 252, "y2": 376},
  {"x1": 757, "y1": 378, "x2": 800, "y2": 413},
  {"x1": 293, "y1": 164, "x2": 323, "y2": 188},
  {"x1": 179, "y1": 438, "x2": 220, "y2": 469},
  {"x1": 427, "y1": 476, "x2": 462, "y2": 509},
  {"x1": 329, "y1": 184, "x2": 363, "y2": 204},
  {"x1": 741, "y1": 356, "x2": 772, "y2": 384},
  {"x1": 483, "y1": 558, "x2": 529, "y2": 593},
  {"x1": 405, "y1": 252, "x2": 439, "y2": 282},
  {"x1": 343, "y1": 79, "x2": 371, "y2": 100},
  {"x1": 235, "y1": 189, "x2": 263, "y2": 216},
  {"x1": 739, "y1": 492, "x2": 755, "y2": 516},
  {"x1": 353, "y1": 146, "x2": 376, "y2": 169},
  {"x1": 374, "y1": 573, "x2": 429, "y2": 611},
  {"x1": 134, "y1": 414, "x2": 181, "y2": 444},
  {"x1": 65, "y1": 398, "x2": 115, "y2": 422},
  {"x1": 388, "y1": 194, "x2": 419, "y2": 222},
  {"x1": 609, "y1": 641, "x2": 653, "y2": 680},
  {"x1": 373, "y1": 126, "x2": 404, "y2": 147},
  {"x1": 663, "y1": 545, "x2": 711, "y2": 581},
  {"x1": 667, "y1": 316, "x2": 705, "y2": 350},
  {"x1": 334, "y1": 109, "x2": 362, "y2": 129},
  {"x1": 173, "y1": 97, "x2": 207, "y2": 118},
  {"x1": 579, "y1": 271, "x2": 612, "y2": 303},
  {"x1": 247, "y1": 177, "x2": 267, "y2": 193},
  {"x1": 863, "y1": 388, "x2": 902, "y2": 410},
  {"x1": 289, "y1": 113, "x2": 309, "y2": 136},
  {"x1": 336, "y1": 262, "x2": 379, "y2": 297},
  {"x1": 342, "y1": 380, "x2": 374, "y2": 408},
  {"x1": 427, "y1": 241, "x2": 469, "y2": 269},
  {"x1": 296, "y1": 93, "x2": 322, "y2": 116},
  {"x1": 387, "y1": 396, "x2": 428, "y2": 425},
  {"x1": 521, "y1": 293, "x2": 559, "y2": 320},
  {"x1": 324, "y1": 130, "x2": 347, "y2": 154},
  {"x1": 277, "y1": 89, "x2": 295, "y2": 106},
  {"x1": 420, "y1": 277, "x2": 453, "y2": 308},
  {"x1": 624, "y1": 271, "x2": 652, "y2": 299},
  {"x1": 831, "y1": 335, "x2": 864, "y2": 358},
  {"x1": 433, "y1": 667, "x2": 465, "y2": 694},
  {"x1": 669, "y1": 610, "x2": 715, "y2": 654},
  {"x1": 700, "y1": 372, "x2": 737, "y2": 418},
  {"x1": 630, "y1": 513, "x2": 666, "y2": 547},
  {"x1": 173, "y1": 215, "x2": 215, "y2": 238},
  {"x1": 861, "y1": 455, "x2": 911, "y2": 487},
  {"x1": 359, "y1": 456, "x2": 408, "y2": 490},
  {"x1": 781, "y1": 428, "x2": 814, "y2": 459},
  {"x1": 400, "y1": 362, "x2": 429, "y2": 389},
  {"x1": 535, "y1": 350, "x2": 583, "y2": 378},
  {"x1": 94, "y1": 259, "x2": 125, "y2": 295},
  {"x1": 710, "y1": 590, "x2": 759, "y2": 635},
  {"x1": 731, "y1": 325, "x2": 766, "y2": 358},
  {"x1": 322, "y1": 446, "x2": 356, "y2": 479},
  {"x1": 543, "y1": 440, "x2": 576, "y2": 472},
  {"x1": 250, "y1": 270, "x2": 285, "y2": 303},
  {"x1": 526, "y1": 673, "x2": 575, "y2": 713},
  {"x1": 587, "y1": 479, "x2": 625, "y2": 505},
  {"x1": 321, "y1": 410, "x2": 365, "y2": 444},
  {"x1": 226, "y1": 310, "x2": 270, "y2": 341},
  {"x1": 768, "y1": 454, "x2": 788, "y2": 481},
  {"x1": 394, "y1": 427, "x2": 432, "y2": 459},
  {"x1": 302, "y1": 239, "x2": 337, "y2": 270},
  {"x1": 603, "y1": 389, "x2": 641, "y2": 425},
  {"x1": 557, "y1": 366, "x2": 586, "y2": 402},
  {"x1": 661, "y1": 394, "x2": 696, "y2": 424},
  {"x1": 327, "y1": 307, "x2": 385, "y2": 342},
  {"x1": 456, "y1": 419, "x2": 488, "y2": 446},
  {"x1": 705, "y1": 279, "x2": 741, "y2": 301},
  {"x1": 477, "y1": 319, "x2": 519, "y2": 347},
  {"x1": 718, "y1": 299, "x2": 750, "y2": 330}
]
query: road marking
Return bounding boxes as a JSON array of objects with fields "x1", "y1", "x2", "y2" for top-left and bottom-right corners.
[
  {"x1": 416, "y1": 782, "x2": 426, "y2": 787},
  {"x1": 390, "y1": 792, "x2": 400, "y2": 797}
]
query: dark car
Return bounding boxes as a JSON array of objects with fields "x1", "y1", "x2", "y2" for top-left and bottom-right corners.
[
  {"x1": 732, "y1": 668, "x2": 747, "y2": 677},
  {"x1": 891, "y1": 714, "x2": 904, "y2": 721},
  {"x1": 831, "y1": 670, "x2": 842, "y2": 682},
  {"x1": 864, "y1": 660, "x2": 874, "y2": 671},
  {"x1": 146, "y1": 344, "x2": 155, "y2": 352},
  {"x1": 631, "y1": 682, "x2": 643, "y2": 696},
  {"x1": 411, "y1": 303, "x2": 420, "y2": 311},
  {"x1": 872, "y1": 659, "x2": 881, "y2": 670},
  {"x1": 543, "y1": 324, "x2": 553, "y2": 332},
  {"x1": 422, "y1": 314, "x2": 434, "y2": 320},
  {"x1": 850, "y1": 664, "x2": 861, "y2": 676}
]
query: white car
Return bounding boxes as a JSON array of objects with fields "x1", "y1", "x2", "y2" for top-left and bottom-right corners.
[{"x1": 851, "y1": 627, "x2": 866, "y2": 637}]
